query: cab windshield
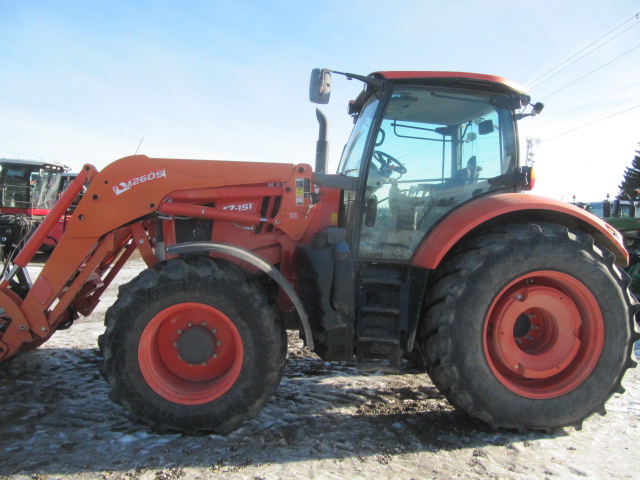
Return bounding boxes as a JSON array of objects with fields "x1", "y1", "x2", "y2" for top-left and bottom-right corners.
[
  {"x1": 338, "y1": 96, "x2": 380, "y2": 177},
  {"x1": 340, "y1": 84, "x2": 518, "y2": 260},
  {"x1": 0, "y1": 166, "x2": 62, "y2": 210}
]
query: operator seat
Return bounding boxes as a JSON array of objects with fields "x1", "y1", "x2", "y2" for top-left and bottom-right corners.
[
  {"x1": 466, "y1": 156, "x2": 482, "y2": 184},
  {"x1": 446, "y1": 167, "x2": 470, "y2": 188}
]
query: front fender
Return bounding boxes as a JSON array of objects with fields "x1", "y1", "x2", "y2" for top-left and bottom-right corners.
[
  {"x1": 411, "y1": 193, "x2": 628, "y2": 270},
  {"x1": 166, "y1": 241, "x2": 314, "y2": 351}
]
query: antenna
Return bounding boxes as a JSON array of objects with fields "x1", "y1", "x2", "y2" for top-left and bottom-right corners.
[{"x1": 135, "y1": 137, "x2": 144, "y2": 155}]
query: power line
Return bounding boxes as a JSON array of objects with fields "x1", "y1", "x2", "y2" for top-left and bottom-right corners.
[
  {"x1": 538, "y1": 42, "x2": 640, "y2": 101},
  {"x1": 529, "y1": 21, "x2": 639, "y2": 89},
  {"x1": 528, "y1": 79, "x2": 640, "y2": 131},
  {"x1": 528, "y1": 11, "x2": 640, "y2": 88},
  {"x1": 541, "y1": 104, "x2": 640, "y2": 142}
]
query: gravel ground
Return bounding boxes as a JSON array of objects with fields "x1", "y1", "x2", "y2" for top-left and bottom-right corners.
[{"x1": 1, "y1": 255, "x2": 639, "y2": 480}]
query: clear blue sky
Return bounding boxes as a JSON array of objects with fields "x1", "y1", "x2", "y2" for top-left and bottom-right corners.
[{"x1": 1, "y1": 0, "x2": 638, "y2": 202}]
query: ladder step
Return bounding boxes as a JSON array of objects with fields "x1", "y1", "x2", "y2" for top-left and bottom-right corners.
[
  {"x1": 360, "y1": 268, "x2": 403, "y2": 286},
  {"x1": 359, "y1": 306, "x2": 401, "y2": 316},
  {"x1": 357, "y1": 336, "x2": 400, "y2": 345},
  {"x1": 357, "y1": 317, "x2": 401, "y2": 338},
  {"x1": 361, "y1": 276, "x2": 403, "y2": 287},
  {"x1": 356, "y1": 338, "x2": 402, "y2": 372}
]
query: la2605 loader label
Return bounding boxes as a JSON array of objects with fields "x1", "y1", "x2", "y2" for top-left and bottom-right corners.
[{"x1": 112, "y1": 169, "x2": 167, "y2": 196}]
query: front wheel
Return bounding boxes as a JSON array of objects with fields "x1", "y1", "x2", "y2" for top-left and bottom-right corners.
[
  {"x1": 99, "y1": 256, "x2": 286, "y2": 434},
  {"x1": 421, "y1": 222, "x2": 639, "y2": 431}
]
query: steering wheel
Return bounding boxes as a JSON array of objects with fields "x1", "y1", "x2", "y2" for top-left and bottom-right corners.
[{"x1": 372, "y1": 150, "x2": 407, "y2": 177}]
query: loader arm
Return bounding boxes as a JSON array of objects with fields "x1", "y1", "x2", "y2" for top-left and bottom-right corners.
[{"x1": 0, "y1": 155, "x2": 317, "y2": 362}]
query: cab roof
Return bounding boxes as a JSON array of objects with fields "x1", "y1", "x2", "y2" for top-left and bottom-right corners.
[
  {"x1": 372, "y1": 71, "x2": 528, "y2": 95},
  {"x1": 0, "y1": 158, "x2": 69, "y2": 171}
]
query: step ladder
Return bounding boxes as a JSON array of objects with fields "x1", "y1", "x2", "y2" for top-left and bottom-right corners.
[{"x1": 356, "y1": 267, "x2": 409, "y2": 372}]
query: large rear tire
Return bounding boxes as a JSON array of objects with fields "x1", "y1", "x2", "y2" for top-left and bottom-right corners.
[
  {"x1": 421, "y1": 222, "x2": 639, "y2": 431},
  {"x1": 99, "y1": 256, "x2": 286, "y2": 434}
]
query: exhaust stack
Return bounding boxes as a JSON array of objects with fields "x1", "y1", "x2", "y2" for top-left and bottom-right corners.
[{"x1": 315, "y1": 108, "x2": 329, "y2": 174}]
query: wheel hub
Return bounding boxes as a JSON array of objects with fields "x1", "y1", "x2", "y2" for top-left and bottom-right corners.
[
  {"x1": 512, "y1": 313, "x2": 532, "y2": 338},
  {"x1": 177, "y1": 326, "x2": 215, "y2": 365},
  {"x1": 490, "y1": 285, "x2": 581, "y2": 379},
  {"x1": 139, "y1": 302, "x2": 244, "y2": 405},
  {"x1": 484, "y1": 271, "x2": 604, "y2": 399}
]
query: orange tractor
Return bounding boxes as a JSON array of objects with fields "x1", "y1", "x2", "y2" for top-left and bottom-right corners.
[{"x1": 0, "y1": 69, "x2": 637, "y2": 434}]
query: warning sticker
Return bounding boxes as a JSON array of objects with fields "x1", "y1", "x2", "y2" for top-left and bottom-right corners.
[{"x1": 295, "y1": 177, "x2": 310, "y2": 206}]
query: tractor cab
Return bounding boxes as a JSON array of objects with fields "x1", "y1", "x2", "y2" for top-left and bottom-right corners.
[
  {"x1": 0, "y1": 159, "x2": 69, "y2": 260},
  {"x1": 313, "y1": 71, "x2": 538, "y2": 261},
  {"x1": 0, "y1": 159, "x2": 68, "y2": 216}
]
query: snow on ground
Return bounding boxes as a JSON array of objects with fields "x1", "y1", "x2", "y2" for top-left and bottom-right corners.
[{"x1": 0, "y1": 255, "x2": 639, "y2": 480}]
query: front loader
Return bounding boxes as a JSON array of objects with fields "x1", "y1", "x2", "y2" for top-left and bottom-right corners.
[{"x1": 0, "y1": 69, "x2": 638, "y2": 435}]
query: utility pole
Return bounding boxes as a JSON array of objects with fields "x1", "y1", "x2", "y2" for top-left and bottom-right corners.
[{"x1": 525, "y1": 137, "x2": 540, "y2": 167}]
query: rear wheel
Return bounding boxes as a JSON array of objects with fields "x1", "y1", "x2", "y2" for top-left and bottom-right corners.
[
  {"x1": 99, "y1": 256, "x2": 286, "y2": 434},
  {"x1": 421, "y1": 222, "x2": 639, "y2": 431}
]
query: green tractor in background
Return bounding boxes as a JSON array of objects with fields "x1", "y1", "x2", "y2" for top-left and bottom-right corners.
[{"x1": 584, "y1": 195, "x2": 640, "y2": 295}]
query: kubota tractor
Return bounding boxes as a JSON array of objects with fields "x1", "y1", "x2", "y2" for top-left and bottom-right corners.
[{"x1": 0, "y1": 69, "x2": 637, "y2": 435}]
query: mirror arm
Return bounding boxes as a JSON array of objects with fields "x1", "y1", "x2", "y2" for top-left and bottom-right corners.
[{"x1": 330, "y1": 70, "x2": 386, "y2": 90}]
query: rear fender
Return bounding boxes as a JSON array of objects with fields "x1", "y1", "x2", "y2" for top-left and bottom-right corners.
[{"x1": 411, "y1": 193, "x2": 628, "y2": 270}]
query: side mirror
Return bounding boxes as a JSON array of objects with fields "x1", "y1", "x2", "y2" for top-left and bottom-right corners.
[
  {"x1": 310, "y1": 68, "x2": 331, "y2": 104},
  {"x1": 532, "y1": 102, "x2": 544, "y2": 115}
]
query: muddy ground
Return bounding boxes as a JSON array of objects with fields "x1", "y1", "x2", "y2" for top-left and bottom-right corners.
[{"x1": 1, "y1": 255, "x2": 639, "y2": 480}]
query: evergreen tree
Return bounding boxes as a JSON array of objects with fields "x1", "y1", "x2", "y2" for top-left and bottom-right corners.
[{"x1": 618, "y1": 145, "x2": 640, "y2": 200}]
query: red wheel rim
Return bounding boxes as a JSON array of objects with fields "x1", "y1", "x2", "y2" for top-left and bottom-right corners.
[
  {"x1": 138, "y1": 303, "x2": 243, "y2": 405},
  {"x1": 483, "y1": 271, "x2": 604, "y2": 399}
]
